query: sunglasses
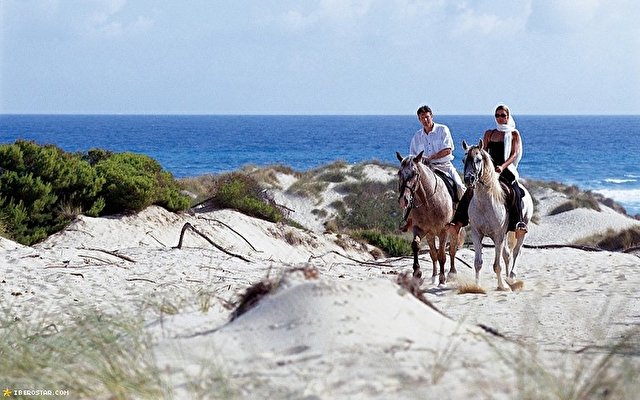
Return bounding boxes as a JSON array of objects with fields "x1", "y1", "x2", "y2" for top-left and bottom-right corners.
[{"x1": 495, "y1": 113, "x2": 508, "y2": 118}]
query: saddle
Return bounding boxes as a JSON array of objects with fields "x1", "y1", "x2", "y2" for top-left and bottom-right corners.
[
  {"x1": 432, "y1": 169, "x2": 460, "y2": 203},
  {"x1": 499, "y1": 178, "x2": 524, "y2": 231},
  {"x1": 499, "y1": 179, "x2": 518, "y2": 209}
]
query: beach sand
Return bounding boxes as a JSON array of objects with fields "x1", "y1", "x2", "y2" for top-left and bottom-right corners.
[{"x1": 2, "y1": 164, "x2": 640, "y2": 398}]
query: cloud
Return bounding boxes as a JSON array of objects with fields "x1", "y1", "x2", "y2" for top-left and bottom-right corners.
[
  {"x1": 450, "y1": 7, "x2": 505, "y2": 37},
  {"x1": 527, "y1": 0, "x2": 601, "y2": 33},
  {"x1": 318, "y1": 0, "x2": 373, "y2": 20},
  {"x1": 84, "y1": 0, "x2": 154, "y2": 37},
  {"x1": 260, "y1": 0, "x2": 373, "y2": 33}
]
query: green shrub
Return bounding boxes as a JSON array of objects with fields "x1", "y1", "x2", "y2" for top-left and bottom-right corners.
[
  {"x1": 93, "y1": 152, "x2": 189, "y2": 214},
  {"x1": 0, "y1": 141, "x2": 188, "y2": 245},
  {"x1": 0, "y1": 141, "x2": 105, "y2": 244},
  {"x1": 212, "y1": 172, "x2": 284, "y2": 223},
  {"x1": 353, "y1": 229, "x2": 412, "y2": 257},
  {"x1": 317, "y1": 170, "x2": 347, "y2": 183},
  {"x1": 334, "y1": 180, "x2": 401, "y2": 232}
]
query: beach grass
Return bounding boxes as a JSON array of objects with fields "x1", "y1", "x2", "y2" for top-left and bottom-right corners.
[
  {"x1": 527, "y1": 179, "x2": 608, "y2": 215},
  {"x1": 1, "y1": 290, "x2": 240, "y2": 399},
  {"x1": 0, "y1": 307, "x2": 165, "y2": 399},
  {"x1": 489, "y1": 327, "x2": 640, "y2": 400},
  {"x1": 573, "y1": 226, "x2": 640, "y2": 251}
]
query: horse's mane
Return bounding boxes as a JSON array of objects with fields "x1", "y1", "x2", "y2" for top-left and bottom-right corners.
[{"x1": 478, "y1": 148, "x2": 505, "y2": 204}]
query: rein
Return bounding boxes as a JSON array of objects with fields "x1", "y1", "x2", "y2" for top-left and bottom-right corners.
[
  {"x1": 465, "y1": 150, "x2": 489, "y2": 189},
  {"x1": 400, "y1": 163, "x2": 439, "y2": 211}
]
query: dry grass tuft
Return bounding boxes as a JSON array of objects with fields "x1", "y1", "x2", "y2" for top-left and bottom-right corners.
[
  {"x1": 229, "y1": 266, "x2": 320, "y2": 321},
  {"x1": 505, "y1": 278, "x2": 524, "y2": 291},
  {"x1": 229, "y1": 280, "x2": 277, "y2": 321},
  {"x1": 456, "y1": 281, "x2": 487, "y2": 295},
  {"x1": 57, "y1": 202, "x2": 83, "y2": 220},
  {"x1": 245, "y1": 163, "x2": 301, "y2": 187},
  {"x1": 284, "y1": 230, "x2": 302, "y2": 246},
  {"x1": 177, "y1": 174, "x2": 219, "y2": 203}
]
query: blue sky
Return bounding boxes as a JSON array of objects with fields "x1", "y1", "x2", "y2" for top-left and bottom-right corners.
[{"x1": 1, "y1": 0, "x2": 639, "y2": 115}]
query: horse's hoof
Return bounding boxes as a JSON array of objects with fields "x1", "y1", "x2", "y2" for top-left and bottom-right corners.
[
  {"x1": 496, "y1": 286, "x2": 510, "y2": 292},
  {"x1": 509, "y1": 272, "x2": 517, "y2": 279},
  {"x1": 447, "y1": 272, "x2": 457, "y2": 281},
  {"x1": 413, "y1": 269, "x2": 422, "y2": 279},
  {"x1": 439, "y1": 274, "x2": 446, "y2": 285}
]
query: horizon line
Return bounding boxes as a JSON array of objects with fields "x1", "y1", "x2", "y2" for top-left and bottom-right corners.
[{"x1": 2, "y1": 113, "x2": 639, "y2": 117}]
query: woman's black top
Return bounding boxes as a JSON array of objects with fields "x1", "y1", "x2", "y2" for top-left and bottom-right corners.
[
  {"x1": 487, "y1": 140, "x2": 505, "y2": 166},
  {"x1": 487, "y1": 139, "x2": 516, "y2": 184}
]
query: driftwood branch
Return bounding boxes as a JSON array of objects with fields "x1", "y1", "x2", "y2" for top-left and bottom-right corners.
[
  {"x1": 307, "y1": 250, "x2": 397, "y2": 268},
  {"x1": 623, "y1": 245, "x2": 640, "y2": 254},
  {"x1": 145, "y1": 232, "x2": 168, "y2": 247},
  {"x1": 78, "y1": 254, "x2": 112, "y2": 264},
  {"x1": 197, "y1": 217, "x2": 260, "y2": 252},
  {"x1": 523, "y1": 243, "x2": 603, "y2": 252},
  {"x1": 174, "y1": 222, "x2": 251, "y2": 262},
  {"x1": 190, "y1": 195, "x2": 215, "y2": 210},
  {"x1": 126, "y1": 278, "x2": 156, "y2": 283},
  {"x1": 275, "y1": 203, "x2": 295, "y2": 213},
  {"x1": 79, "y1": 247, "x2": 136, "y2": 263}
]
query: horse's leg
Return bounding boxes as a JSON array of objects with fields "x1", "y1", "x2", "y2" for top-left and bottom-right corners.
[
  {"x1": 503, "y1": 232, "x2": 515, "y2": 278},
  {"x1": 509, "y1": 235, "x2": 526, "y2": 279},
  {"x1": 425, "y1": 235, "x2": 439, "y2": 285},
  {"x1": 457, "y1": 227, "x2": 466, "y2": 251},
  {"x1": 493, "y1": 235, "x2": 507, "y2": 291},
  {"x1": 471, "y1": 231, "x2": 483, "y2": 285},
  {"x1": 436, "y1": 231, "x2": 448, "y2": 285},
  {"x1": 445, "y1": 229, "x2": 457, "y2": 282},
  {"x1": 510, "y1": 193, "x2": 532, "y2": 279},
  {"x1": 412, "y1": 234, "x2": 422, "y2": 279}
]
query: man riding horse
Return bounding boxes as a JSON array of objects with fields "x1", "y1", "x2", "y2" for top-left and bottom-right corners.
[{"x1": 400, "y1": 105, "x2": 465, "y2": 232}]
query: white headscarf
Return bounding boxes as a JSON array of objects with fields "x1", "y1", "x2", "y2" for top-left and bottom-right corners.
[{"x1": 495, "y1": 104, "x2": 522, "y2": 177}]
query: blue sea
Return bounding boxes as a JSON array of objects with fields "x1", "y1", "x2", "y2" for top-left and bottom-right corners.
[{"x1": 1, "y1": 114, "x2": 639, "y2": 215}]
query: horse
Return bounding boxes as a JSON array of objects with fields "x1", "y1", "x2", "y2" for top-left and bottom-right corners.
[
  {"x1": 461, "y1": 140, "x2": 534, "y2": 290},
  {"x1": 396, "y1": 150, "x2": 461, "y2": 285}
]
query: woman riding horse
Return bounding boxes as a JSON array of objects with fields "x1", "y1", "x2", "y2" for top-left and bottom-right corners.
[{"x1": 448, "y1": 104, "x2": 528, "y2": 238}]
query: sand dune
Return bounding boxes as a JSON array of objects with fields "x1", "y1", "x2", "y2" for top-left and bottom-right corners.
[{"x1": 2, "y1": 165, "x2": 640, "y2": 398}]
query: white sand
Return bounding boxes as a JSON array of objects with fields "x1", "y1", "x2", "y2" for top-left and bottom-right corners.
[{"x1": 2, "y1": 165, "x2": 640, "y2": 398}]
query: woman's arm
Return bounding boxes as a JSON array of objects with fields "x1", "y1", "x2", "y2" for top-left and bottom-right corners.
[{"x1": 481, "y1": 130, "x2": 492, "y2": 150}]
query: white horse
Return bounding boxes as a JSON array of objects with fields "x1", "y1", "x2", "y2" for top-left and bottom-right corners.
[{"x1": 462, "y1": 140, "x2": 534, "y2": 290}]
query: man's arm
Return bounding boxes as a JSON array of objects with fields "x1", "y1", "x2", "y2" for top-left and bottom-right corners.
[{"x1": 426, "y1": 148, "x2": 452, "y2": 161}]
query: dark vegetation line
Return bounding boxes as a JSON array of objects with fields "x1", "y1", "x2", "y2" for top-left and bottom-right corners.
[{"x1": 1, "y1": 141, "x2": 638, "y2": 255}]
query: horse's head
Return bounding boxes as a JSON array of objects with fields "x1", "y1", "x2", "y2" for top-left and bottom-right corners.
[
  {"x1": 396, "y1": 150, "x2": 424, "y2": 209},
  {"x1": 462, "y1": 140, "x2": 485, "y2": 189}
]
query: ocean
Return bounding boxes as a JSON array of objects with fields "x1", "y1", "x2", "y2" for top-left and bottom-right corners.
[{"x1": 1, "y1": 114, "x2": 639, "y2": 215}]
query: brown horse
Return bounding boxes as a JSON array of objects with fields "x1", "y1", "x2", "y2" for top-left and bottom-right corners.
[{"x1": 396, "y1": 151, "x2": 461, "y2": 285}]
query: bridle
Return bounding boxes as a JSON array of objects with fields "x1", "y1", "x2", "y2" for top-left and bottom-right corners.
[
  {"x1": 398, "y1": 161, "x2": 439, "y2": 212},
  {"x1": 463, "y1": 148, "x2": 485, "y2": 189}
]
